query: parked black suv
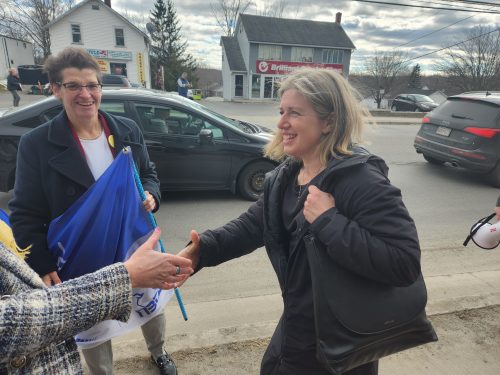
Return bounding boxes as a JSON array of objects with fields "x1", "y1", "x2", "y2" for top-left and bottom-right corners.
[
  {"x1": 414, "y1": 92, "x2": 500, "y2": 187},
  {"x1": 101, "y1": 74, "x2": 131, "y2": 88},
  {"x1": 391, "y1": 94, "x2": 439, "y2": 112}
]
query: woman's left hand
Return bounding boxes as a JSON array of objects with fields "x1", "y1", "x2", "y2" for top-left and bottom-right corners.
[
  {"x1": 143, "y1": 191, "x2": 156, "y2": 212},
  {"x1": 303, "y1": 185, "x2": 335, "y2": 223}
]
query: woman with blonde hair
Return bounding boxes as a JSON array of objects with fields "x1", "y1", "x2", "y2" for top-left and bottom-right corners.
[{"x1": 179, "y1": 68, "x2": 421, "y2": 374}]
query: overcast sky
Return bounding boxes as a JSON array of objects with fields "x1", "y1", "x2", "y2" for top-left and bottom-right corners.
[{"x1": 111, "y1": 0, "x2": 499, "y2": 74}]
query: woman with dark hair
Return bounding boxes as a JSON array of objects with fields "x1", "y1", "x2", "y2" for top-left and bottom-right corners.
[
  {"x1": 178, "y1": 68, "x2": 422, "y2": 374},
  {"x1": 8, "y1": 47, "x2": 175, "y2": 375}
]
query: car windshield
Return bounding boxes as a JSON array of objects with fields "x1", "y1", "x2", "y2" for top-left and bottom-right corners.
[
  {"x1": 413, "y1": 95, "x2": 434, "y2": 103},
  {"x1": 177, "y1": 98, "x2": 260, "y2": 133}
]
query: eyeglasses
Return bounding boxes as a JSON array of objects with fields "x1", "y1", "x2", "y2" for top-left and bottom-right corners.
[{"x1": 57, "y1": 82, "x2": 103, "y2": 92}]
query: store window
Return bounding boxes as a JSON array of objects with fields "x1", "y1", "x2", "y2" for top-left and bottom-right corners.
[
  {"x1": 115, "y1": 28, "x2": 125, "y2": 47},
  {"x1": 258, "y1": 44, "x2": 282, "y2": 61},
  {"x1": 322, "y1": 49, "x2": 344, "y2": 64},
  {"x1": 71, "y1": 24, "x2": 82, "y2": 44},
  {"x1": 234, "y1": 75, "x2": 243, "y2": 97},
  {"x1": 291, "y1": 47, "x2": 313, "y2": 62}
]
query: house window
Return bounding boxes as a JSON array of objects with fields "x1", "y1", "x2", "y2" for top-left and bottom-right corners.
[
  {"x1": 291, "y1": 47, "x2": 313, "y2": 63},
  {"x1": 115, "y1": 28, "x2": 125, "y2": 47},
  {"x1": 322, "y1": 49, "x2": 343, "y2": 64},
  {"x1": 258, "y1": 44, "x2": 282, "y2": 61},
  {"x1": 71, "y1": 24, "x2": 82, "y2": 44}
]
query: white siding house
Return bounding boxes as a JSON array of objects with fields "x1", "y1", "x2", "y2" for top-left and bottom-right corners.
[
  {"x1": 1, "y1": 35, "x2": 34, "y2": 77},
  {"x1": 46, "y1": 0, "x2": 151, "y2": 87}
]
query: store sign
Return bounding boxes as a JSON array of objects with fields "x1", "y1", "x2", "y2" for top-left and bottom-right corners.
[
  {"x1": 87, "y1": 49, "x2": 132, "y2": 61},
  {"x1": 96, "y1": 59, "x2": 109, "y2": 73},
  {"x1": 256, "y1": 60, "x2": 343, "y2": 75},
  {"x1": 137, "y1": 52, "x2": 145, "y2": 84},
  {"x1": 88, "y1": 49, "x2": 108, "y2": 59},
  {"x1": 108, "y1": 50, "x2": 132, "y2": 60}
]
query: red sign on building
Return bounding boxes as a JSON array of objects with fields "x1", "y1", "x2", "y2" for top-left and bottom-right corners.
[{"x1": 256, "y1": 60, "x2": 343, "y2": 75}]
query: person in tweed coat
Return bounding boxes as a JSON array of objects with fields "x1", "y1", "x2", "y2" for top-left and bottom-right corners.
[{"x1": 0, "y1": 229, "x2": 193, "y2": 374}]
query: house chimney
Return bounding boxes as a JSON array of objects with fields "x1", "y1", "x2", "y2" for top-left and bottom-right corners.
[
  {"x1": 335, "y1": 12, "x2": 342, "y2": 24},
  {"x1": 104, "y1": 0, "x2": 111, "y2": 7}
]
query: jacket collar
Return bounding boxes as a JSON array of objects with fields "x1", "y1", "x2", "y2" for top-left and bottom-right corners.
[{"x1": 46, "y1": 110, "x2": 142, "y2": 189}]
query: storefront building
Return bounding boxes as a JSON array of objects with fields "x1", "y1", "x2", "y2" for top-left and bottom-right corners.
[
  {"x1": 221, "y1": 13, "x2": 355, "y2": 101},
  {"x1": 47, "y1": 0, "x2": 150, "y2": 87}
]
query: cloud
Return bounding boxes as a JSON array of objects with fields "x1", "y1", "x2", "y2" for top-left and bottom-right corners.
[{"x1": 110, "y1": 0, "x2": 499, "y2": 72}]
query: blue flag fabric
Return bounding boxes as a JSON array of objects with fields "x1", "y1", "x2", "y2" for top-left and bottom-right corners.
[
  {"x1": 46, "y1": 148, "x2": 172, "y2": 348},
  {"x1": 47, "y1": 149, "x2": 151, "y2": 281}
]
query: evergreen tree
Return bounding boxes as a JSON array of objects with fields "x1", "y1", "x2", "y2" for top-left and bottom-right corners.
[
  {"x1": 149, "y1": 0, "x2": 197, "y2": 91},
  {"x1": 408, "y1": 64, "x2": 422, "y2": 89}
]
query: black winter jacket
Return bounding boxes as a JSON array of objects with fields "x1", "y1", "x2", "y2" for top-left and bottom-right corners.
[
  {"x1": 7, "y1": 74, "x2": 21, "y2": 91},
  {"x1": 198, "y1": 149, "x2": 421, "y2": 375},
  {"x1": 9, "y1": 110, "x2": 160, "y2": 276}
]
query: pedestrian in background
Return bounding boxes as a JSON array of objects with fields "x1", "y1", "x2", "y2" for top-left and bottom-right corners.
[
  {"x1": 177, "y1": 72, "x2": 191, "y2": 97},
  {"x1": 7, "y1": 68, "x2": 22, "y2": 107},
  {"x1": 178, "y1": 68, "x2": 421, "y2": 375}
]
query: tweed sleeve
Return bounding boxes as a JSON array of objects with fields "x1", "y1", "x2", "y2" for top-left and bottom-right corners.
[{"x1": 0, "y1": 263, "x2": 132, "y2": 359}]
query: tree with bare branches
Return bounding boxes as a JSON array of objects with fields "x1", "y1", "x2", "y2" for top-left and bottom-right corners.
[
  {"x1": 210, "y1": 0, "x2": 251, "y2": 37},
  {"x1": 256, "y1": 0, "x2": 287, "y2": 18},
  {"x1": 362, "y1": 50, "x2": 410, "y2": 109},
  {"x1": 436, "y1": 26, "x2": 500, "y2": 92},
  {"x1": 0, "y1": 0, "x2": 75, "y2": 60}
]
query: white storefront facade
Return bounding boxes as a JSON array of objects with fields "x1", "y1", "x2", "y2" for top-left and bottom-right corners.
[
  {"x1": 47, "y1": 0, "x2": 150, "y2": 87},
  {"x1": 221, "y1": 13, "x2": 355, "y2": 101}
]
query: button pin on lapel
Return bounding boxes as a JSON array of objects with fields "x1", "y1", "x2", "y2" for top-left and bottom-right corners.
[{"x1": 108, "y1": 135, "x2": 115, "y2": 149}]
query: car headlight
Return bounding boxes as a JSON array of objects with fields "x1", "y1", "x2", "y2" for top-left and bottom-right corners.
[{"x1": 420, "y1": 104, "x2": 430, "y2": 109}]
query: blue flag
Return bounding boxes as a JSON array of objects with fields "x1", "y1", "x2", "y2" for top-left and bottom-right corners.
[
  {"x1": 47, "y1": 149, "x2": 151, "y2": 281},
  {"x1": 46, "y1": 148, "x2": 172, "y2": 348}
]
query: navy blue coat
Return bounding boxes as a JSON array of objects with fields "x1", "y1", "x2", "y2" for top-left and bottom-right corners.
[
  {"x1": 197, "y1": 150, "x2": 420, "y2": 374},
  {"x1": 8, "y1": 110, "x2": 160, "y2": 276}
]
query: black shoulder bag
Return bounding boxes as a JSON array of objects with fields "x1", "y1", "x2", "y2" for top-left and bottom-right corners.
[{"x1": 304, "y1": 233, "x2": 438, "y2": 374}]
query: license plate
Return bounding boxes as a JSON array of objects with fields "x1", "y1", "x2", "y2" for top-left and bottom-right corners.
[{"x1": 436, "y1": 126, "x2": 451, "y2": 136}]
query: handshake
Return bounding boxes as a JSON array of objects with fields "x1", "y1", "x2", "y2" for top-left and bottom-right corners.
[{"x1": 124, "y1": 228, "x2": 200, "y2": 290}]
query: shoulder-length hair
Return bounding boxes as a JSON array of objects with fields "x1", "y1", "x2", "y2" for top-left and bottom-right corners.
[{"x1": 264, "y1": 68, "x2": 371, "y2": 165}]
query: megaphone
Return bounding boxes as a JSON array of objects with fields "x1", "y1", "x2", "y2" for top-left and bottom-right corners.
[{"x1": 463, "y1": 213, "x2": 500, "y2": 250}]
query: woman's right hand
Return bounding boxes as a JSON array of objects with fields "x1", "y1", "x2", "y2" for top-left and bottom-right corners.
[
  {"x1": 177, "y1": 230, "x2": 201, "y2": 272},
  {"x1": 124, "y1": 228, "x2": 193, "y2": 289}
]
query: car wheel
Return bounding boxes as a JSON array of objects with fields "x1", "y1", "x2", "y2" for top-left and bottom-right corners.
[
  {"x1": 423, "y1": 154, "x2": 444, "y2": 165},
  {"x1": 486, "y1": 162, "x2": 500, "y2": 188},
  {"x1": 237, "y1": 161, "x2": 275, "y2": 201},
  {"x1": 391, "y1": 105, "x2": 397, "y2": 112}
]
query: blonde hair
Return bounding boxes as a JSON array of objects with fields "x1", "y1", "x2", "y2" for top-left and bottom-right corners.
[{"x1": 264, "y1": 68, "x2": 371, "y2": 165}]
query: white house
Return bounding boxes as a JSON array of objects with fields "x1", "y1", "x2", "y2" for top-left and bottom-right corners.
[
  {"x1": 46, "y1": 0, "x2": 151, "y2": 87},
  {"x1": 1, "y1": 35, "x2": 34, "y2": 77}
]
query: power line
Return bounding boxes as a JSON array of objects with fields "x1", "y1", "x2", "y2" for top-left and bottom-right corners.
[
  {"x1": 410, "y1": 0, "x2": 500, "y2": 11},
  {"x1": 351, "y1": 0, "x2": 500, "y2": 14},
  {"x1": 403, "y1": 27, "x2": 500, "y2": 63},
  {"x1": 396, "y1": 1, "x2": 498, "y2": 48}
]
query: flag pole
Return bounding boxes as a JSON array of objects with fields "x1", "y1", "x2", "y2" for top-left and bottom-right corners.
[{"x1": 129, "y1": 153, "x2": 188, "y2": 321}]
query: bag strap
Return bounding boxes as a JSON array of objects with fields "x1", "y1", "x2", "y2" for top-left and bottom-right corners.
[{"x1": 463, "y1": 213, "x2": 496, "y2": 247}]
